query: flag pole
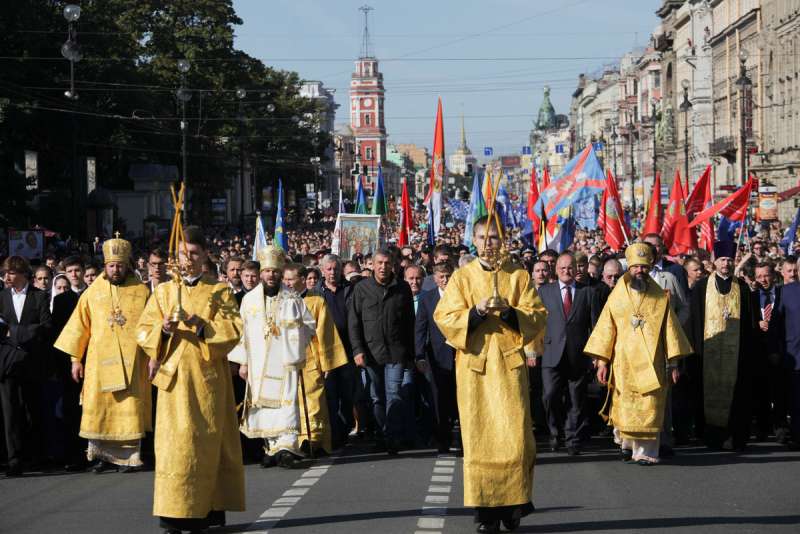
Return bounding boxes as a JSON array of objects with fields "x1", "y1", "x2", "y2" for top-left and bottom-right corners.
[{"x1": 298, "y1": 370, "x2": 314, "y2": 460}]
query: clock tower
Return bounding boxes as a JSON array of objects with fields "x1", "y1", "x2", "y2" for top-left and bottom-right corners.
[{"x1": 350, "y1": 5, "x2": 386, "y2": 190}]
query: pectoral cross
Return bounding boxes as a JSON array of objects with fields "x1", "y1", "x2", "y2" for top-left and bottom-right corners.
[
  {"x1": 109, "y1": 307, "x2": 127, "y2": 328},
  {"x1": 631, "y1": 313, "x2": 645, "y2": 330},
  {"x1": 722, "y1": 307, "x2": 731, "y2": 321}
]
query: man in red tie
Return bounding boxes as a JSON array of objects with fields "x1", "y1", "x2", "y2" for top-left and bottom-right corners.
[
  {"x1": 753, "y1": 262, "x2": 789, "y2": 443},
  {"x1": 535, "y1": 252, "x2": 597, "y2": 456}
]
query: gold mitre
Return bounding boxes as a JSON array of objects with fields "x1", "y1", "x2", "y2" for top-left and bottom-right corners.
[
  {"x1": 625, "y1": 242, "x2": 654, "y2": 268},
  {"x1": 102, "y1": 234, "x2": 132, "y2": 264},
  {"x1": 258, "y1": 245, "x2": 286, "y2": 271}
]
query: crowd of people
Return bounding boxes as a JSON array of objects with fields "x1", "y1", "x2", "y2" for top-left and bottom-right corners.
[{"x1": 1, "y1": 212, "x2": 799, "y2": 532}]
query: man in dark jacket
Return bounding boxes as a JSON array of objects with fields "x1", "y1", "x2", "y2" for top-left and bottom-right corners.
[
  {"x1": 0, "y1": 256, "x2": 51, "y2": 476},
  {"x1": 415, "y1": 262, "x2": 458, "y2": 453},
  {"x1": 349, "y1": 249, "x2": 415, "y2": 454}
]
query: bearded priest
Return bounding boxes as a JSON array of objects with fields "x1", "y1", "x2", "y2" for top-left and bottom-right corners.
[
  {"x1": 228, "y1": 246, "x2": 317, "y2": 468},
  {"x1": 54, "y1": 234, "x2": 152, "y2": 473},
  {"x1": 585, "y1": 242, "x2": 693, "y2": 465}
]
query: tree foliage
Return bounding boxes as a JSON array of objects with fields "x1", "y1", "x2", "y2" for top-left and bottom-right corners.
[{"x1": 0, "y1": 0, "x2": 329, "y2": 231}]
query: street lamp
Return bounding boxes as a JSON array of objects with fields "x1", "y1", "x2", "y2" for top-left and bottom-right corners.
[
  {"x1": 236, "y1": 88, "x2": 247, "y2": 229},
  {"x1": 176, "y1": 59, "x2": 192, "y2": 219},
  {"x1": 680, "y1": 79, "x2": 693, "y2": 191},
  {"x1": 735, "y1": 49, "x2": 753, "y2": 184},
  {"x1": 310, "y1": 156, "x2": 322, "y2": 210},
  {"x1": 610, "y1": 122, "x2": 618, "y2": 178},
  {"x1": 628, "y1": 119, "x2": 636, "y2": 213},
  {"x1": 61, "y1": 4, "x2": 82, "y2": 99},
  {"x1": 651, "y1": 98, "x2": 658, "y2": 190}
]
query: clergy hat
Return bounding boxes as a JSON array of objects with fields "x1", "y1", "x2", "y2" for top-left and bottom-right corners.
[
  {"x1": 258, "y1": 245, "x2": 286, "y2": 271},
  {"x1": 625, "y1": 242, "x2": 654, "y2": 268},
  {"x1": 713, "y1": 240, "x2": 737, "y2": 259},
  {"x1": 102, "y1": 234, "x2": 132, "y2": 264}
]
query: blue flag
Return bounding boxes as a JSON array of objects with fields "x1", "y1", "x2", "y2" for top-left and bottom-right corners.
[
  {"x1": 273, "y1": 179, "x2": 288, "y2": 251},
  {"x1": 717, "y1": 216, "x2": 741, "y2": 242},
  {"x1": 371, "y1": 166, "x2": 388, "y2": 215},
  {"x1": 534, "y1": 144, "x2": 605, "y2": 220},
  {"x1": 496, "y1": 179, "x2": 516, "y2": 229},
  {"x1": 427, "y1": 206, "x2": 436, "y2": 246},
  {"x1": 464, "y1": 171, "x2": 487, "y2": 247},
  {"x1": 355, "y1": 176, "x2": 368, "y2": 214},
  {"x1": 781, "y1": 205, "x2": 800, "y2": 255}
]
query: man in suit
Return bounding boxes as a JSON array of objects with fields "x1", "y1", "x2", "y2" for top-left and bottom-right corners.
[
  {"x1": 0, "y1": 256, "x2": 51, "y2": 476},
  {"x1": 50, "y1": 256, "x2": 86, "y2": 470},
  {"x1": 753, "y1": 261, "x2": 789, "y2": 442},
  {"x1": 537, "y1": 252, "x2": 595, "y2": 455},
  {"x1": 777, "y1": 258, "x2": 800, "y2": 450},
  {"x1": 643, "y1": 233, "x2": 689, "y2": 292},
  {"x1": 415, "y1": 262, "x2": 459, "y2": 454}
]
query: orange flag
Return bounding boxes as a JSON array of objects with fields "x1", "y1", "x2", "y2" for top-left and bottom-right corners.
[{"x1": 642, "y1": 172, "x2": 662, "y2": 236}]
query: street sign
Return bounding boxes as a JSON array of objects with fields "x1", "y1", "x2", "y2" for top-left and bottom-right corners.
[
  {"x1": 555, "y1": 144, "x2": 565, "y2": 154},
  {"x1": 521, "y1": 146, "x2": 531, "y2": 155},
  {"x1": 484, "y1": 147, "x2": 493, "y2": 156},
  {"x1": 593, "y1": 141, "x2": 605, "y2": 151}
]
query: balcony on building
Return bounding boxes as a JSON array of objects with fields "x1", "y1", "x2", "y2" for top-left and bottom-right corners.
[{"x1": 709, "y1": 136, "x2": 736, "y2": 158}]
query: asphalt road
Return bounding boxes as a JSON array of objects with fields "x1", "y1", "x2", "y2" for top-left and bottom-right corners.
[{"x1": 2, "y1": 438, "x2": 800, "y2": 534}]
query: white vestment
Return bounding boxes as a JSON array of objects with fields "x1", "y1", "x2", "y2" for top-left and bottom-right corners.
[{"x1": 228, "y1": 284, "x2": 316, "y2": 455}]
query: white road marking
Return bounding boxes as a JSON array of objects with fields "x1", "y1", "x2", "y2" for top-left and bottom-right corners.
[
  {"x1": 247, "y1": 460, "x2": 334, "y2": 534},
  {"x1": 414, "y1": 454, "x2": 459, "y2": 533}
]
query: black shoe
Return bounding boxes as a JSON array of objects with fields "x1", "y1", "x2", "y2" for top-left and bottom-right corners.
[
  {"x1": 162, "y1": 530, "x2": 181, "y2": 534},
  {"x1": 64, "y1": 461, "x2": 88, "y2": 472},
  {"x1": 637, "y1": 459, "x2": 656, "y2": 466},
  {"x1": 92, "y1": 460, "x2": 117, "y2": 474},
  {"x1": 548, "y1": 437, "x2": 560, "y2": 452},
  {"x1": 476, "y1": 520, "x2": 500, "y2": 533},
  {"x1": 659, "y1": 445, "x2": 675, "y2": 458},
  {"x1": 276, "y1": 451, "x2": 300, "y2": 469},
  {"x1": 775, "y1": 427, "x2": 790, "y2": 444},
  {"x1": 502, "y1": 517, "x2": 521, "y2": 531},
  {"x1": 620, "y1": 449, "x2": 633, "y2": 462},
  {"x1": 567, "y1": 446, "x2": 580, "y2": 456},
  {"x1": 386, "y1": 439, "x2": 401, "y2": 456},
  {"x1": 119, "y1": 465, "x2": 141, "y2": 474},
  {"x1": 260, "y1": 454, "x2": 277, "y2": 468},
  {"x1": 5, "y1": 463, "x2": 23, "y2": 477}
]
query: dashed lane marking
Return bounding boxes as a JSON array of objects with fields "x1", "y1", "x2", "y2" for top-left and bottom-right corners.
[{"x1": 414, "y1": 454, "x2": 458, "y2": 534}]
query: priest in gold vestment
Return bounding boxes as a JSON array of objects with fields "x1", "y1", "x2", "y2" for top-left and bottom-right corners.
[
  {"x1": 136, "y1": 226, "x2": 244, "y2": 533},
  {"x1": 585, "y1": 243, "x2": 692, "y2": 465},
  {"x1": 434, "y1": 216, "x2": 546, "y2": 534},
  {"x1": 54, "y1": 235, "x2": 152, "y2": 472},
  {"x1": 282, "y1": 264, "x2": 348, "y2": 455}
]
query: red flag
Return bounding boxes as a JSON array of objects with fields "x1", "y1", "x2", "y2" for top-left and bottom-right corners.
[
  {"x1": 601, "y1": 170, "x2": 627, "y2": 251},
  {"x1": 541, "y1": 167, "x2": 558, "y2": 238},
  {"x1": 689, "y1": 176, "x2": 756, "y2": 228},
  {"x1": 527, "y1": 166, "x2": 541, "y2": 231},
  {"x1": 542, "y1": 166, "x2": 551, "y2": 189},
  {"x1": 661, "y1": 171, "x2": 693, "y2": 255},
  {"x1": 397, "y1": 177, "x2": 413, "y2": 247},
  {"x1": 642, "y1": 172, "x2": 662, "y2": 236},
  {"x1": 687, "y1": 165, "x2": 714, "y2": 251}
]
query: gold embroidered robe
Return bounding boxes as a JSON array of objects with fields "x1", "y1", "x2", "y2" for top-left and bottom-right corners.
[
  {"x1": 584, "y1": 274, "x2": 692, "y2": 440},
  {"x1": 53, "y1": 274, "x2": 152, "y2": 441},
  {"x1": 136, "y1": 277, "x2": 245, "y2": 519},
  {"x1": 299, "y1": 291, "x2": 348, "y2": 453},
  {"x1": 433, "y1": 259, "x2": 546, "y2": 509}
]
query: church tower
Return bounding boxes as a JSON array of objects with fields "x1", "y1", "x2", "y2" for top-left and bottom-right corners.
[{"x1": 350, "y1": 5, "x2": 386, "y2": 189}]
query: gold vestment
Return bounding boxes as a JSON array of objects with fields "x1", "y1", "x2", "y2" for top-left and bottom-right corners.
[
  {"x1": 702, "y1": 279, "x2": 741, "y2": 427},
  {"x1": 434, "y1": 259, "x2": 546, "y2": 508},
  {"x1": 136, "y1": 277, "x2": 245, "y2": 519},
  {"x1": 53, "y1": 274, "x2": 152, "y2": 441},
  {"x1": 584, "y1": 274, "x2": 692, "y2": 439},
  {"x1": 299, "y1": 291, "x2": 348, "y2": 453}
]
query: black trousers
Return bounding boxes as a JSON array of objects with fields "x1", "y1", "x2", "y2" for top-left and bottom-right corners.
[
  {"x1": 325, "y1": 362, "x2": 359, "y2": 448},
  {"x1": 159, "y1": 510, "x2": 225, "y2": 531},
  {"x1": 789, "y1": 370, "x2": 800, "y2": 443},
  {"x1": 431, "y1": 365, "x2": 459, "y2": 449},
  {"x1": 542, "y1": 359, "x2": 589, "y2": 447},
  {"x1": 528, "y1": 366, "x2": 546, "y2": 435},
  {"x1": 0, "y1": 375, "x2": 25, "y2": 467},
  {"x1": 62, "y1": 375, "x2": 86, "y2": 464},
  {"x1": 753, "y1": 362, "x2": 790, "y2": 437}
]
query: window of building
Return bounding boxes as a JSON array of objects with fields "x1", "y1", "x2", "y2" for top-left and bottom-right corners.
[
  {"x1": 365, "y1": 114, "x2": 371, "y2": 126},
  {"x1": 365, "y1": 147, "x2": 373, "y2": 161}
]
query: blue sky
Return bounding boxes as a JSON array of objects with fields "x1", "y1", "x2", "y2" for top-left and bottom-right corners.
[{"x1": 233, "y1": 0, "x2": 661, "y2": 158}]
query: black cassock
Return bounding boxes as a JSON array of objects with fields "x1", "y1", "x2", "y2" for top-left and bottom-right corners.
[{"x1": 688, "y1": 274, "x2": 756, "y2": 449}]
